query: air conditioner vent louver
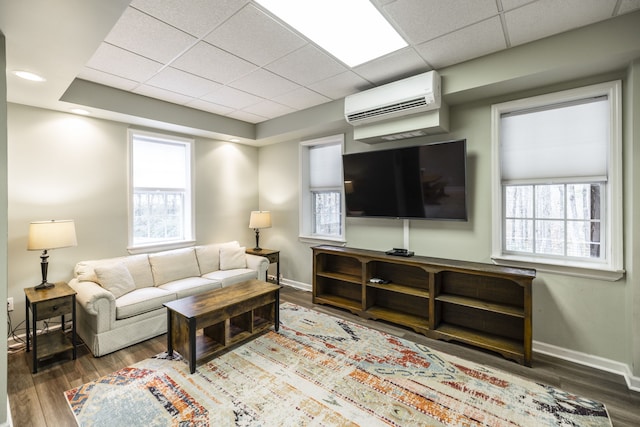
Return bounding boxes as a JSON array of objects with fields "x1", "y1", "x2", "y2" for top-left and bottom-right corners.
[
  {"x1": 344, "y1": 70, "x2": 441, "y2": 128},
  {"x1": 346, "y1": 97, "x2": 429, "y2": 123}
]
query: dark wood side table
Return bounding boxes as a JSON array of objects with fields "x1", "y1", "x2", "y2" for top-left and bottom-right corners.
[
  {"x1": 246, "y1": 248, "x2": 280, "y2": 285},
  {"x1": 25, "y1": 281, "x2": 77, "y2": 373}
]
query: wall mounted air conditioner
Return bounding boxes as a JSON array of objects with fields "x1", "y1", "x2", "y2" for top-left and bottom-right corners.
[
  {"x1": 344, "y1": 70, "x2": 448, "y2": 143},
  {"x1": 345, "y1": 70, "x2": 441, "y2": 126}
]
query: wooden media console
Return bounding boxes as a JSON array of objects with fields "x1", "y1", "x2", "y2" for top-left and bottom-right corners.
[{"x1": 312, "y1": 245, "x2": 536, "y2": 366}]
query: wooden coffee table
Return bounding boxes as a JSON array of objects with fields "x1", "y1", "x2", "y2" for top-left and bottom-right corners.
[{"x1": 164, "y1": 279, "x2": 281, "y2": 373}]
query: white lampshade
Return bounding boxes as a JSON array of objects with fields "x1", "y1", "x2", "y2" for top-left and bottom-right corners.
[
  {"x1": 28, "y1": 220, "x2": 77, "y2": 251},
  {"x1": 249, "y1": 211, "x2": 272, "y2": 229}
]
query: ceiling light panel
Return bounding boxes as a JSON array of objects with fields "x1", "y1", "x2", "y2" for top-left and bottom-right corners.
[{"x1": 255, "y1": 0, "x2": 407, "y2": 67}]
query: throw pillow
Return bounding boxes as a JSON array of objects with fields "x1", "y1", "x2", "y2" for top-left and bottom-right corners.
[
  {"x1": 94, "y1": 262, "x2": 136, "y2": 298},
  {"x1": 195, "y1": 241, "x2": 238, "y2": 273},
  {"x1": 219, "y1": 246, "x2": 247, "y2": 270}
]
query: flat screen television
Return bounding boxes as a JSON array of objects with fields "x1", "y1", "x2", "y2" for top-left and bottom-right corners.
[{"x1": 342, "y1": 139, "x2": 468, "y2": 220}]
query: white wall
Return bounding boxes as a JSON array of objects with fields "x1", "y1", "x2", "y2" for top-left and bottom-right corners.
[
  {"x1": 6, "y1": 103, "x2": 259, "y2": 330},
  {"x1": 1, "y1": 31, "x2": 10, "y2": 427}
]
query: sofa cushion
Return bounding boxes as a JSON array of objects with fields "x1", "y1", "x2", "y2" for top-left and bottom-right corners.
[
  {"x1": 115, "y1": 287, "x2": 176, "y2": 320},
  {"x1": 195, "y1": 241, "x2": 239, "y2": 274},
  {"x1": 202, "y1": 268, "x2": 257, "y2": 287},
  {"x1": 74, "y1": 254, "x2": 154, "y2": 289},
  {"x1": 94, "y1": 262, "x2": 136, "y2": 298},
  {"x1": 158, "y1": 277, "x2": 222, "y2": 299},
  {"x1": 220, "y1": 246, "x2": 247, "y2": 270},
  {"x1": 124, "y1": 254, "x2": 155, "y2": 289},
  {"x1": 75, "y1": 257, "x2": 120, "y2": 283},
  {"x1": 149, "y1": 247, "x2": 201, "y2": 286}
]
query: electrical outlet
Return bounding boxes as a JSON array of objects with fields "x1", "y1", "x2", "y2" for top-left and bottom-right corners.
[{"x1": 7, "y1": 297, "x2": 14, "y2": 312}]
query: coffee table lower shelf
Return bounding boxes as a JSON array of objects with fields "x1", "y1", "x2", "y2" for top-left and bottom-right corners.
[{"x1": 164, "y1": 280, "x2": 281, "y2": 374}]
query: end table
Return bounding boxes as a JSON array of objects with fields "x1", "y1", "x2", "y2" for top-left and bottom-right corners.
[
  {"x1": 246, "y1": 248, "x2": 280, "y2": 285},
  {"x1": 25, "y1": 281, "x2": 77, "y2": 373}
]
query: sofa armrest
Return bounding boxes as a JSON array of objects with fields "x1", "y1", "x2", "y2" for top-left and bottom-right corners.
[
  {"x1": 68, "y1": 278, "x2": 116, "y2": 333},
  {"x1": 246, "y1": 253, "x2": 269, "y2": 281}
]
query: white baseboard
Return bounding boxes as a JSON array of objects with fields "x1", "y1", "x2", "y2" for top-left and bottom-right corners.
[
  {"x1": 534, "y1": 340, "x2": 640, "y2": 392},
  {"x1": 3, "y1": 397, "x2": 13, "y2": 427},
  {"x1": 281, "y1": 278, "x2": 311, "y2": 292}
]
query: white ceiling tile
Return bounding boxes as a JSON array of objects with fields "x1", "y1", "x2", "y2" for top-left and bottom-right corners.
[
  {"x1": 185, "y1": 99, "x2": 236, "y2": 115},
  {"x1": 416, "y1": 17, "x2": 507, "y2": 69},
  {"x1": 383, "y1": 0, "x2": 499, "y2": 44},
  {"x1": 105, "y1": 7, "x2": 197, "y2": 63},
  {"x1": 309, "y1": 72, "x2": 373, "y2": 100},
  {"x1": 201, "y1": 86, "x2": 264, "y2": 110},
  {"x1": 505, "y1": 0, "x2": 618, "y2": 46},
  {"x1": 133, "y1": 84, "x2": 194, "y2": 105},
  {"x1": 85, "y1": 43, "x2": 162, "y2": 82},
  {"x1": 204, "y1": 4, "x2": 307, "y2": 66},
  {"x1": 272, "y1": 87, "x2": 331, "y2": 110},
  {"x1": 77, "y1": 68, "x2": 139, "y2": 91},
  {"x1": 61, "y1": 0, "x2": 637, "y2": 125},
  {"x1": 243, "y1": 100, "x2": 296, "y2": 119},
  {"x1": 172, "y1": 42, "x2": 257, "y2": 84},
  {"x1": 227, "y1": 109, "x2": 268, "y2": 123},
  {"x1": 229, "y1": 68, "x2": 301, "y2": 98},
  {"x1": 354, "y1": 47, "x2": 428, "y2": 85},
  {"x1": 500, "y1": 0, "x2": 537, "y2": 11},
  {"x1": 617, "y1": 0, "x2": 640, "y2": 14},
  {"x1": 146, "y1": 67, "x2": 222, "y2": 98},
  {"x1": 130, "y1": 0, "x2": 249, "y2": 37},
  {"x1": 265, "y1": 44, "x2": 347, "y2": 86}
]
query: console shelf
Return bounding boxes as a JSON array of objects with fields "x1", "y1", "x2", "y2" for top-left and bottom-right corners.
[
  {"x1": 435, "y1": 295, "x2": 524, "y2": 318},
  {"x1": 314, "y1": 293, "x2": 362, "y2": 313},
  {"x1": 312, "y1": 245, "x2": 535, "y2": 366},
  {"x1": 367, "y1": 282, "x2": 430, "y2": 298}
]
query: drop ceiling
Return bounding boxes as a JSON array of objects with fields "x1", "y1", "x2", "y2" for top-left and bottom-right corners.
[{"x1": 2, "y1": 0, "x2": 640, "y2": 144}]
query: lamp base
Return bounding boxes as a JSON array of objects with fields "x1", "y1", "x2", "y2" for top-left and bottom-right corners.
[{"x1": 35, "y1": 281, "x2": 55, "y2": 290}]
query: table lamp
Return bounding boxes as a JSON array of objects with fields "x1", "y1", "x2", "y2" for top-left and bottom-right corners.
[
  {"x1": 249, "y1": 211, "x2": 271, "y2": 251},
  {"x1": 27, "y1": 219, "x2": 77, "y2": 290}
]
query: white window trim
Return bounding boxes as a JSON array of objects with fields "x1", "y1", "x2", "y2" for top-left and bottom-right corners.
[
  {"x1": 491, "y1": 81, "x2": 624, "y2": 281},
  {"x1": 299, "y1": 134, "x2": 346, "y2": 244},
  {"x1": 127, "y1": 129, "x2": 196, "y2": 253}
]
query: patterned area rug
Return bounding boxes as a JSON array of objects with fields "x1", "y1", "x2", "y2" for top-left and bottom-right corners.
[{"x1": 65, "y1": 303, "x2": 611, "y2": 426}]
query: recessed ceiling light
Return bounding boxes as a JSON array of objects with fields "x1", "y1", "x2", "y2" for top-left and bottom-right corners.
[
  {"x1": 12, "y1": 70, "x2": 46, "y2": 82},
  {"x1": 229, "y1": 138, "x2": 240, "y2": 143},
  {"x1": 255, "y1": 0, "x2": 407, "y2": 67},
  {"x1": 70, "y1": 108, "x2": 91, "y2": 116}
]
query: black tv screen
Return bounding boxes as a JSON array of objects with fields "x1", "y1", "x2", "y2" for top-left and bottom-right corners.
[{"x1": 343, "y1": 139, "x2": 467, "y2": 220}]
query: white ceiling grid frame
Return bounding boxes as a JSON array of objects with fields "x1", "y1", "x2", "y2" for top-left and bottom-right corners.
[{"x1": 48, "y1": 0, "x2": 640, "y2": 125}]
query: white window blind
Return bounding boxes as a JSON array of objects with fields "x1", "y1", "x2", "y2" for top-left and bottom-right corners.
[
  {"x1": 309, "y1": 143, "x2": 342, "y2": 188},
  {"x1": 133, "y1": 138, "x2": 188, "y2": 189},
  {"x1": 129, "y1": 130, "x2": 194, "y2": 250},
  {"x1": 500, "y1": 97, "x2": 609, "y2": 181},
  {"x1": 299, "y1": 134, "x2": 345, "y2": 243}
]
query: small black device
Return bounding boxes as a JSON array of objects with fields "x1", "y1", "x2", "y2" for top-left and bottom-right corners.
[{"x1": 385, "y1": 248, "x2": 414, "y2": 257}]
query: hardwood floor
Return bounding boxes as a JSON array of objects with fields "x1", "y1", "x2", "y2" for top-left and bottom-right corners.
[{"x1": 8, "y1": 286, "x2": 640, "y2": 426}]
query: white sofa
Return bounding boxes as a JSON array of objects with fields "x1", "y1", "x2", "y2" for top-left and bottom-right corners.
[{"x1": 68, "y1": 242, "x2": 269, "y2": 356}]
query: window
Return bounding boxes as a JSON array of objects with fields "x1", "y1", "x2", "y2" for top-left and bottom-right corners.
[
  {"x1": 491, "y1": 81, "x2": 623, "y2": 280},
  {"x1": 129, "y1": 130, "x2": 194, "y2": 250},
  {"x1": 299, "y1": 135, "x2": 345, "y2": 242}
]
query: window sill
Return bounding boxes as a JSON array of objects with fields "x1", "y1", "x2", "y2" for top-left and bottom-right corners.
[
  {"x1": 491, "y1": 255, "x2": 625, "y2": 282},
  {"x1": 127, "y1": 240, "x2": 196, "y2": 255},
  {"x1": 299, "y1": 235, "x2": 346, "y2": 246}
]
